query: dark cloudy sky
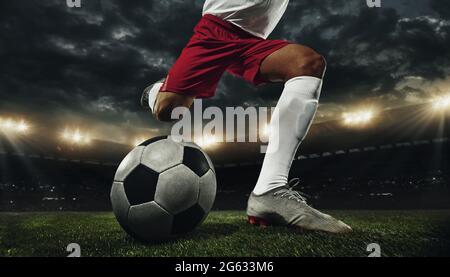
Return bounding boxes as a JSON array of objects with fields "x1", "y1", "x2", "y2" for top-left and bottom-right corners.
[{"x1": 0, "y1": 0, "x2": 449, "y2": 143}]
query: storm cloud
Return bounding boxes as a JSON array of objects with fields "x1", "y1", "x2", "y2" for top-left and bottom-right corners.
[{"x1": 0, "y1": 0, "x2": 448, "y2": 142}]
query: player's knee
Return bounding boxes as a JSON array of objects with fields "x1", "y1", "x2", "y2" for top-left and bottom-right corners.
[{"x1": 287, "y1": 50, "x2": 326, "y2": 79}]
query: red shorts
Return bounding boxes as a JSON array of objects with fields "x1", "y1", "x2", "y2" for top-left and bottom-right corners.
[{"x1": 161, "y1": 14, "x2": 291, "y2": 98}]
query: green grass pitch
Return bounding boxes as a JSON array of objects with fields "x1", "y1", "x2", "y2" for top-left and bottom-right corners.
[{"x1": 1, "y1": 210, "x2": 450, "y2": 257}]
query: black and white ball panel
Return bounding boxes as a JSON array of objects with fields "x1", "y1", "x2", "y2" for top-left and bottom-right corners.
[
  {"x1": 198, "y1": 169, "x2": 216, "y2": 213},
  {"x1": 172, "y1": 204, "x2": 205, "y2": 235},
  {"x1": 113, "y1": 146, "x2": 144, "y2": 182},
  {"x1": 141, "y1": 139, "x2": 184, "y2": 173},
  {"x1": 110, "y1": 182, "x2": 130, "y2": 229},
  {"x1": 127, "y1": 201, "x2": 173, "y2": 241},
  {"x1": 155, "y1": 164, "x2": 200, "y2": 214},
  {"x1": 182, "y1": 146, "x2": 211, "y2": 177},
  {"x1": 182, "y1": 142, "x2": 215, "y2": 174},
  {"x1": 123, "y1": 164, "x2": 159, "y2": 205}
]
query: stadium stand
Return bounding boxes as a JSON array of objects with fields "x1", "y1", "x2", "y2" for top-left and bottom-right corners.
[{"x1": 1, "y1": 103, "x2": 449, "y2": 211}]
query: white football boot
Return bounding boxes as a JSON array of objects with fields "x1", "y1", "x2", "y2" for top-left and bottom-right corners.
[{"x1": 247, "y1": 179, "x2": 352, "y2": 234}]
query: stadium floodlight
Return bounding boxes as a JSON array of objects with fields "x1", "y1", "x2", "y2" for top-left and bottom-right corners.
[
  {"x1": 262, "y1": 125, "x2": 272, "y2": 137},
  {"x1": 342, "y1": 110, "x2": 375, "y2": 126},
  {"x1": 133, "y1": 137, "x2": 147, "y2": 146},
  {"x1": 2, "y1": 119, "x2": 14, "y2": 129},
  {"x1": 195, "y1": 135, "x2": 218, "y2": 148},
  {"x1": 61, "y1": 129, "x2": 91, "y2": 145},
  {"x1": 16, "y1": 120, "x2": 29, "y2": 133},
  {"x1": 0, "y1": 118, "x2": 30, "y2": 134},
  {"x1": 432, "y1": 95, "x2": 450, "y2": 111}
]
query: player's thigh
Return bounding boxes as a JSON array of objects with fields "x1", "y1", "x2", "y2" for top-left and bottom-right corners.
[
  {"x1": 259, "y1": 44, "x2": 326, "y2": 82},
  {"x1": 154, "y1": 91, "x2": 195, "y2": 122}
]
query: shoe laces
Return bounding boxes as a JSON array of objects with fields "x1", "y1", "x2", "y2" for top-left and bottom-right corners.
[{"x1": 273, "y1": 178, "x2": 310, "y2": 203}]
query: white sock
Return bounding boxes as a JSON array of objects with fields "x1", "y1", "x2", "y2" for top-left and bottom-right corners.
[
  {"x1": 148, "y1": 82, "x2": 163, "y2": 113},
  {"x1": 253, "y1": 76, "x2": 323, "y2": 195}
]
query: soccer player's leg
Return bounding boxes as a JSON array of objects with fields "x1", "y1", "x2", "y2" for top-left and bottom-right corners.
[
  {"x1": 140, "y1": 15, "x2": 237, "y2": 122},
  {"x1": 247, "y1": 44, "x2": 352, "y2": 233},
  {"x1": 141, "y1": 81, "x2": 195, "y2": 122},
  {"x1": 140, "y1": 40, "x2": 231, "y2": 122},
  {"x1": 140, "y1": 31, "x2": 235, "y2": 121}
]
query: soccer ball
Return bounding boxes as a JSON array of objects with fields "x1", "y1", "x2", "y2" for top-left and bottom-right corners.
[{"x1": 110, "y1": 136, "x2": 216, "y2": 241}]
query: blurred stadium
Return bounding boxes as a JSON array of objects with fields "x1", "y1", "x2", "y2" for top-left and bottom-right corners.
[
  {"x1": 2, "y1": 101, "x2": 450, "y2": 257},
  {"x1": 1, "y1": 102, "x2": 449, "y2": 212}
]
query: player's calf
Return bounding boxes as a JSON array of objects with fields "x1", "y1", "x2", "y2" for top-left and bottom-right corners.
[
  {"x1": 253, "y1": 44, "x2": 328, "y2": 196},
  {"x1": 140, "y1": 79, "x2": 194, "y2": 122},
  {"x1": 154, "y1": 92, "x2": 194, "y2": 122}
]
